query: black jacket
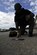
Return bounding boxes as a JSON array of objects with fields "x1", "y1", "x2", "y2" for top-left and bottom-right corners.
[{"x1": 14, "y1": 8, "x2": 34, "y2": 23}]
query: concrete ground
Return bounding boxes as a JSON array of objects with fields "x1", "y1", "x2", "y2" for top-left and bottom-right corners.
[{"x1": 0, "y1": 29, "x2": 37, "y2": 55}]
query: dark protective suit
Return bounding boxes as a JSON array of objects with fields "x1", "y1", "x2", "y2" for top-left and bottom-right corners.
[{"x1": 14, "y1": 8, "x2": 35, "y2": 36}]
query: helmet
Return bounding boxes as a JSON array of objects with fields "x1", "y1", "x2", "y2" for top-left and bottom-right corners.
[{"x1": 14, "y1": 3, "x2": 22, "y2": 10}]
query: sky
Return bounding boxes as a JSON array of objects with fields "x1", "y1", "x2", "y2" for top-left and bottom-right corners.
[{"x1": 0, "y1": 0, "x2": 37, "y2": 29}]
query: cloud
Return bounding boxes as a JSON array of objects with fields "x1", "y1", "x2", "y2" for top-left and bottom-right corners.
[
  {"x1": 0, "y1": 0, "x2": 16, "y2": 29},
  {"x1": 0, "y1": 0, "x2": 37, "y2": 29},
  {"x1": 29, "y1": 0, "x2": 37, "y2": 14},
  {"x1": 30, "y1": 2, "x2": 35, "y2": 6},
  {"x1": 9, "y1": 0, "x2": 15, "y2": 2},
  {"x1": 0, "y1": 0, "x2": 15, "y2": 12},
  {"x1": 20, "y1": 0, "x2": 37, "y2": 14},
  {"x1": 0, "y1": 11, "x2": 15, "y2": 29}
]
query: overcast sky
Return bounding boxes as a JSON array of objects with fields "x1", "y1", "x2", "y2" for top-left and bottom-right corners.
[{"x1": 0, "y1": 0, "x2": 37, "y2": 29}]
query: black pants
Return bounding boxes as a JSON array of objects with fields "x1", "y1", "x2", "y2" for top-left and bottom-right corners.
[
  {"x1": 24, "y1": 18, "x2": 35, "y2": 36},
  {"x1": 15, "y1": 18, "x2": 35, "y2": 36},
  {"x1": 15, "y1": 22, "x2": 25, "y2": 36}
]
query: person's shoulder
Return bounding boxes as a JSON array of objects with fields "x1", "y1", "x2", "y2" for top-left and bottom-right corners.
[
  {"x1": 21, "y1": 8, "x2": 30, "y2": 12},
  {"x1": 21, "y1": 8, "x2": 24, "y2": 10},
  {"x1": 26, "y1": 9, "x2": 30, "y2": 11},
  {"x1": 21, "y1": 8, "x2": 26, "y2": 13}
]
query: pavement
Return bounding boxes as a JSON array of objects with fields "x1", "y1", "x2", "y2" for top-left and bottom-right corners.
[{"x1": 0, "y1": 29, "x2": 37, "y2": 55}]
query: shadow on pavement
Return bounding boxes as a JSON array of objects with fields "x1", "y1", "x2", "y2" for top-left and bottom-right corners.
[{"x1": 33, "y1": 33, "x2": 37, "y2": 37}]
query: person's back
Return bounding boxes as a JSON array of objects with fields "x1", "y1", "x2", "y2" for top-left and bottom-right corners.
[{"x1": 15, "y1": 8, "x2": 34, "y2": 23}]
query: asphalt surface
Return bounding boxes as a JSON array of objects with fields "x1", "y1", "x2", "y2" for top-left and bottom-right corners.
[{"x1": 0, "y1": 29, "x2": 37, "y2": 55}]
